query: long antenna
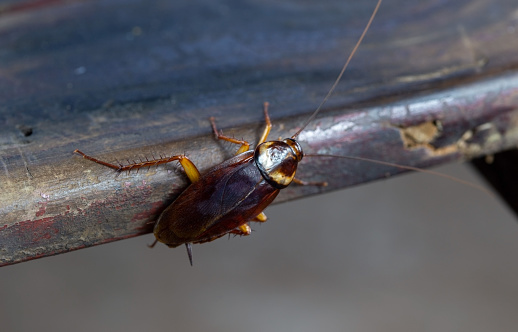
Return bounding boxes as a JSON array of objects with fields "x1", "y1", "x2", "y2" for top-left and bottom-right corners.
[
  {"x1": 305, "y1": 154, "x2": 496, "y2": 198},
  {"x1": 292, "y1": 0, "x2": 383, "y2": 139}
]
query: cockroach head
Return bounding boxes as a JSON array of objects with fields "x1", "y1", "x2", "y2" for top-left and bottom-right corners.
[{"x1": 254, "y1": 138, "x2": 303, "y2": 189}]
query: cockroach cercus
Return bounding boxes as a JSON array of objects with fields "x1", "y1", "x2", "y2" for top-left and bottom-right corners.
[{"x1": 74, "y1": 0, "x2": 491, "y2": 265}]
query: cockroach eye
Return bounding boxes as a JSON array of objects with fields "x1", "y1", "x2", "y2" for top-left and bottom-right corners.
[{"x1": 283, "y1": 138, "x2": 303, "y2": 161}]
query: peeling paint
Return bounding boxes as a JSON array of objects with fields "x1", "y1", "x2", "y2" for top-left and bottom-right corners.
[{"x1": 398, "y1": 121, "x2": 440, "y2": 149}]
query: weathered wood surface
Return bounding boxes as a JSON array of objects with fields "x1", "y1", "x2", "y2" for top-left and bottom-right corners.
[{"x1": 1, "y1": 0, "x2": 518, "y2": 266}]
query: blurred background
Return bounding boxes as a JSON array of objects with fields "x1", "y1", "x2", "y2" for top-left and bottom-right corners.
[{"x1": 2, "y1": 163, "x2": 518, "y2": 331}]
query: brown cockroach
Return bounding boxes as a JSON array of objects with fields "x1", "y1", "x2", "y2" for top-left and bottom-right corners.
[{"x1": 74, "y1": 0, "x2": 490, "y2": 265}]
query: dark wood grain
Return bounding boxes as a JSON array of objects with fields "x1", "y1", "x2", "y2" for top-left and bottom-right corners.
[{"x1": 1, "y1": 0, "x2": 518, "y2": 266}]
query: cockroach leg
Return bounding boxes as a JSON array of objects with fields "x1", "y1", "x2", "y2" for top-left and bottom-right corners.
[
  {"x1": 73, "y1": 149, "x2": 201, "y2": 182},
  {"x1": 210, "y1": 101, "x2": 272, "y2": 155},
  {"x1": 178, "y1": 156, "x2": 201, "y2": 183},
  {"x1": 257, "y1": 101, "x2": 272, "y2": 145},
  {"x1": 229, "y1": 224, "x2": 252, "y2": 236},
  {"x1": 253, "y1": 212, "x2": 267, "y2": 222},
  {"x1": 147, "y1": 239, "x2": 158, "y2": 248},
  {"x1": 292, "y1": 178, "x2": 328, "y2": 187},
  {"x1": 210, "y1": 117, "x2": 250, "y2": 155},
  {"x1": 74, "y1": 149, "x2": 123, "y2": 170}
]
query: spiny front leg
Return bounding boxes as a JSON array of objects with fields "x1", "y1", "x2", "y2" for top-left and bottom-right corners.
[
  {"x1": 257, "y1": 101, "x2": 272, "y2": 145},
  {"x1": 209, "y1": 101, "x2": 272, "y2": 155},
  {"x1": 210, "y1": 117, "x2": 250, "y2": 155}
]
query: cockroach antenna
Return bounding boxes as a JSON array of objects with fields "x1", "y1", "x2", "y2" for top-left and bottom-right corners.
[{"x1": 292, "y1": 0, "x2": 383, "y2": 139}]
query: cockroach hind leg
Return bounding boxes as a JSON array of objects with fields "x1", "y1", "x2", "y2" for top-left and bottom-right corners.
[
  {"x1": 253, "y1": 212, "x2": 267, "y2": 222},
  {"x1": 177, "y1": 155, "x2": 201, "y2": 183},
  {"x1": 74, "y1": 149, "x2": 200, "y2": 180},
  {"x1": 229, "y1": 224, "x2": 252, "y2": 236},
  {"x1": 73, "y1": 149, "x2": 121, "y2": 171},
  {"x1": 185, "y1": 243, "x2": 193, "y2": 266}
]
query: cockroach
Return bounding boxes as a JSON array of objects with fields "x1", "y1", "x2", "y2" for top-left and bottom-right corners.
[{"x1": 74, "y1": 0, "x2": 490, "y2": 265}]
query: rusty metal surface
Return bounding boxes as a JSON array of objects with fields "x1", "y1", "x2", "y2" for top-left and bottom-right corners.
[{"x1": 1, "y1": 0, "x2": 518, "y2": 266}]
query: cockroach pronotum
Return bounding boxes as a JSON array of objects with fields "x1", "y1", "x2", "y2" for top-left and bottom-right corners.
[{"x1": 74, "y1": 0, "x2": 490, "y2": 265}]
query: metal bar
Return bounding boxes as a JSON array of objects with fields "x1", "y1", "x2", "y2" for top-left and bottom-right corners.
[{"x1": 1, "y1": 0, "x2": 518, "y2": 266}]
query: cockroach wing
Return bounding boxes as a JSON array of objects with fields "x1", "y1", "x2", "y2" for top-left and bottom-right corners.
[{"x1": 154, "y1": 151, "x2": 280, "y2": 247}]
